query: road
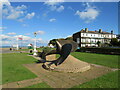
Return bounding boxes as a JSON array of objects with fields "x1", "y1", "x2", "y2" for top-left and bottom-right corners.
[{"x1": 0, "y1": 48, "x2": 19, "y2": 53}]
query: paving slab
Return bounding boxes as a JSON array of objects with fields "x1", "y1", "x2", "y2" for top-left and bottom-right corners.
[
  {"x1": 2, "y1": 77, "x2": 42, "y2": 88},
  {"x1": 43, "y1": 55, "x2": 91, "y2": 73},
  {"x1": 24, "y1": 62, "x2": 112, "y2": 88},
  {"x1": 22, "y1": 54, "x2": 113, "y2": 88}
]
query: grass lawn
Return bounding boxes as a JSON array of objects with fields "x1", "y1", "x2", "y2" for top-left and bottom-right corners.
[
  {"x1": 70, "y1": 70, "x2": 119, "y2": 88},
  {"x1": 2, "y1": 52, "x2": 119, "y2": 88},
  {"x1": 2, "y1": 53, "x2": 37, "y2": 84},
  {"x1": 70, "y1": 52, "x2": 119, "y2": 88},
  {"x1": 25, "y1": 82, "x2": 52, "y2": 89},
  {"x1": 71, "y1": 52, "x2": 119, "y2": 68}
]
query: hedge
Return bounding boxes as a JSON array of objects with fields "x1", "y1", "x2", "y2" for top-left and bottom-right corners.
[{"x1": 77, "y1": 47, "x2": 120, "y2": 55}]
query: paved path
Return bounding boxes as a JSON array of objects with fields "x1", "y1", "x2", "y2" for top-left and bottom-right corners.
[
  {"x1": 23, "y1": 63, "x2": 112, "y2": 88},
  {"x1": 1, "y1": 77, "x2": 42, "y2": 88}
]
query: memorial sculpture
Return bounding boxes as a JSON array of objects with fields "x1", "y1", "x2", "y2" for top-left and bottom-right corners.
[
  {"x1": 38, "y1": 39, "x2": 90, "y2": 73},
  {"x1": 38, "y1": 40, "x2": 78, "y2": 69}
]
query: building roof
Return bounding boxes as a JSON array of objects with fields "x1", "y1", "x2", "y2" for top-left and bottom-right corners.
[
  {"x1": 27, "y1": 44, "x2": 33, "y2": 46},
  {"x1": 79, "y1": 29, "x2": 111, "y2": 34}
]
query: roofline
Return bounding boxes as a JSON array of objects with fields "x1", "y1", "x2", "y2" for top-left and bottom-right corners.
[
  {"x1": 80, "y1": 32, "x2": 116, "y2": 35},
  {"x1": 73, "y1": 31, "x2": 116, "y2": 35}
]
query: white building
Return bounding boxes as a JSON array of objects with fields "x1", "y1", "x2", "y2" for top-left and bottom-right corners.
[{"x1": 73, "y1": 28, "x2": 116, "y2": 47}]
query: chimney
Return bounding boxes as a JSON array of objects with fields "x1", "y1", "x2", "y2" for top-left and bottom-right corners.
[
  {"x1": 111, "y1": 30, "x2": 113, "y2": 34},
  {"x1": 85, "y1": 28, "x2": 88, "y2": 32},
  {"x1": 80, "y1": 29, "x2": 84, "y2": 32},
  {"x1": 99, "y1": 29, "x2": 102, "y2": 33}
]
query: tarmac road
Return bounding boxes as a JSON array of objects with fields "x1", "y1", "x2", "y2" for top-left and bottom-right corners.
[{"x1": 0, "y1": 48, "x2": 19, "y2": 53}]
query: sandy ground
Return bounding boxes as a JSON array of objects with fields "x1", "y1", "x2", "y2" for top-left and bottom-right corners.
[{"x1": 0, "y1": 48, "x2": 9, "y2": 50}]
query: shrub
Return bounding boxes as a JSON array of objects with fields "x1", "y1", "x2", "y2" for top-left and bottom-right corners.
[
  {"x1": 79, "y1": 47, "x2": 120, "y2": 55},
  {"x1": 43, "y1": 47, "x2": 52, "y2": 53}
]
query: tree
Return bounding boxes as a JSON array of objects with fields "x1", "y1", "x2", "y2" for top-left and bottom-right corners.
[
  {"x1": 58, "y1": 38, "x2": 65, "y2": 40},
  {"x1": 110, "y1": 38, "x2": 118, "y2": 46},
  {"x1": 48, "y1": 37, "x2": 73, "y2": 46},
  {"x1": 104, "y1": 42, "x2": 110, "y2": 47},
  {"x1": 65, "y1": 37, "x2": 73, "y2": 40},
  {"x1": 97, "y1": 41, "x2": 101, "y2": 47},
  {"x1": 118, "y1": 41, "x2": 120, "y2": 47},
  {"x1": 48, "y1": 39, "x2": 57, "y2": 46}
]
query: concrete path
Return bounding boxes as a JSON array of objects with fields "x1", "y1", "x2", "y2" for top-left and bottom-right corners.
[
  {"x1": 23, "y1": 63, "x2": 112, "y2": 88},
  {"x1": 1, "y1": 77, "x2": 42, "y2": 88}
]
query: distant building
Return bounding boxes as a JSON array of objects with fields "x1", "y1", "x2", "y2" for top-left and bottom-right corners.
[
  {"x1": 73, "y1": 28, "x2": 117, "y2": 47},
  {"x1": 27, "y1": 44, "x2": 33, "y2": 49}
]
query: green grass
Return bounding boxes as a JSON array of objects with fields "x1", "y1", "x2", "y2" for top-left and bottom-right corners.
[
  {"x1": 18, "y1": 49, "x2": 29, "y2": 51},
  {"x1": 26, "y1": 82, "x2": 52, "y2": 89},
  {"x1": 2, "y1": 53, "x2": 37, "y2": 84},
  {"x1": 2, "y1": 52, "x2": 119, "y2": 88},
  {"x1": 70, "y1": 71, "x2": 119, "y2": 88},
  {"x1": 70, "y1": 52, "x2": 119, "y2": 88},
  {"x1": 71, "y1": 52, "x2": 119, "y2": 68}
]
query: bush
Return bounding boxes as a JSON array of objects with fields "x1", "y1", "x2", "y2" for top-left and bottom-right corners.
[
  {"x1": 43, "y1": 47, "x2": 52, "y2": 53},
  {"x1": 110, "y1": 38, "x2": 119, "y2": 46}
]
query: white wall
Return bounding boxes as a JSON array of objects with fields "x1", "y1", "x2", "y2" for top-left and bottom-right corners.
[
  {"x1": 81, "y1": 38, "x2": 104, "y2": 43},
  {"x1": 81, "y1": 44, "x2": 98, "y2": 47},
  {"x1": 80, "y1": 32, "x2": 117, "y2": 47},
  {"x1": 81, "y1": 33, "x2": 116, "y2": 39}
]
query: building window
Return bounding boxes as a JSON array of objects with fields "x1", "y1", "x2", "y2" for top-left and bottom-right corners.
[{"x1": 77, "y1": 38, "x2": 80, "y2": 44}]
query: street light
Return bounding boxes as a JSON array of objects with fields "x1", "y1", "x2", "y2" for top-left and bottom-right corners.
[{"x1": 33, "y1": 32, "x2": 37, "y2": 56}]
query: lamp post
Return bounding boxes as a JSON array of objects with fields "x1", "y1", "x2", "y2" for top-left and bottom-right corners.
[{"x1": 33, "y1": 32, "x2": 37, "y2": 56}]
